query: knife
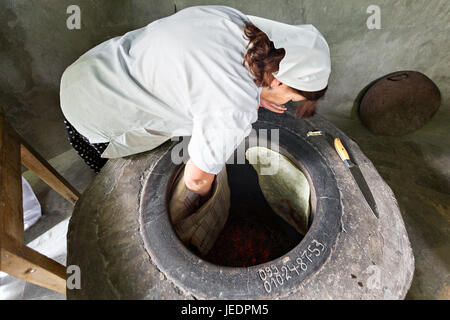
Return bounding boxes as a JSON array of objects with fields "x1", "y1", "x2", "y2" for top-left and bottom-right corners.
[{"x1": 334, "y1": 138, "x2": 379, "y2": 219}]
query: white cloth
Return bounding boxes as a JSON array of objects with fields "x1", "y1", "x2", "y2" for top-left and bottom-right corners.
[
  {"x1": 60, "y1": 5, "x2": 260, "y2": 174},
  {"x1": 247, "y1": 15, "x2": 331, "y2": 92},
  {"x1": 22, "y1": 177, "x2": 42, "y2": 230}
]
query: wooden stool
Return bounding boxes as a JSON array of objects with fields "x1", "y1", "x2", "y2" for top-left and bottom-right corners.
[{"x1": 0, "y1": 108, "x2": 80, "y2": 294}]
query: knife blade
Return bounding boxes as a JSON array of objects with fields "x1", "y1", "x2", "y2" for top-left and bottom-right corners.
[{"x1": 334, "y1": 138, "x2": 379, "y2": 219}]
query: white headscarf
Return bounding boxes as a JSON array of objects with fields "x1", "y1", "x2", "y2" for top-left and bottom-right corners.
[{"x1": 247, "y1": 15, "x2": 331, "y2": 92}]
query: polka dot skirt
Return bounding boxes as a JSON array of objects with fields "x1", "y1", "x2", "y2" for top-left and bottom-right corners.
[{"x1": 64, "y1": 118, "x2": 109, "y2": 173}]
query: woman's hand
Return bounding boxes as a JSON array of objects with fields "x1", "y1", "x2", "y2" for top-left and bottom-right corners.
[
  {"x1": 183, "y1": 159, "x2": 215, "y2": 214},
  {"x1": 184, "y1": 159, "x2": 215, "y2": 196},
  {"x1": 259, "y1": 97, "x2": 287, "y2": 114}
]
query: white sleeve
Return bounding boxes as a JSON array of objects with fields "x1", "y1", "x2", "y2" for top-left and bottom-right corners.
[{"x1": 188, "y1": 110, "x2": 254, "y2": 174}]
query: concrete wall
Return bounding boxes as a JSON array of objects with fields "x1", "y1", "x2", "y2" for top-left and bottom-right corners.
[
  {"x1": 1, "y1": 0, "x2": 449, "y2": 159},
  {"x1": 0, "y1": 0, "x2": 174, "y2": 159}
]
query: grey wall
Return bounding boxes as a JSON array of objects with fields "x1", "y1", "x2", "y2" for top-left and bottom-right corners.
[
  {"x1": 1, "y1": 0, "x2": 174, "y2": 159},
  {"x1": 176, "y1": 0, "x2": 450, "y2": 122},
  {"x1": 1, "y1": 0, "x2": 449, "y2": 159}
]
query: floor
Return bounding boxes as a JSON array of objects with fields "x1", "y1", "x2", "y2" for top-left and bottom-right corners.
[{"x1": 1, "y1": 116, "x2": 448, "y2": 299}]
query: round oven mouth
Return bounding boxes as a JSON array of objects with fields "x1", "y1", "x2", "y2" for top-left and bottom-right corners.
[
  {"x1": 167, "y1": 135, "x2": 315, "y2": 268},
  {"x1": 140, "y1": 123, "x2": 342, "y2": 299}
]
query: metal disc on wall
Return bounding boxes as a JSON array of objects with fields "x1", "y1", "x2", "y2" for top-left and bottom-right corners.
[{"x1": 359, "y1": 71, "x2": 441, "y2": 136}]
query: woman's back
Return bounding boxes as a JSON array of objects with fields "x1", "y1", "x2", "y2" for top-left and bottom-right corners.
[{"x1": 60, "y1": 5, "x2": 260, "y2": 160}]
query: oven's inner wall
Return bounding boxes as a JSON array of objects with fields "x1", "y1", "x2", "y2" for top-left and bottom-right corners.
[{"x1": 197, "y1": 161, "x2": 305, "y2": 267}]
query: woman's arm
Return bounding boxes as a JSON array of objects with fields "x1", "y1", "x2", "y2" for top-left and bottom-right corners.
[{"x1": 184, "y1": 159, "x2": 215, "y2": 196}]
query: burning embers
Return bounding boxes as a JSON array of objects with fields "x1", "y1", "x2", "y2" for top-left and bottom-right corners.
[{"x1": 182, "y1": 160, "x2": 308, "y2": 267}]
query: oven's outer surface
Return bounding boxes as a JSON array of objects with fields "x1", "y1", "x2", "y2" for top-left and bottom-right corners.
[{"x1": 67, "y1": 111, "x2": 414, "y2": 300}]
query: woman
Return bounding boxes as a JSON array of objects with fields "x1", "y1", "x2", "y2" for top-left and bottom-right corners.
[{"x1": 60, "y1": 5, "x2": 330, "y2": 211}]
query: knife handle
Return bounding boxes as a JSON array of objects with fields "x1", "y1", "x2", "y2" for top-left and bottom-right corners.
[{"x1": 334, "y1": 138, "x2": 350, "y2": 162}]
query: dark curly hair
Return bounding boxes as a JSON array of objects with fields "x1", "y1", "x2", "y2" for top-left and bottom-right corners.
[{"x1": 242, "y1": 22, "x2": 327, "y2": 118}]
